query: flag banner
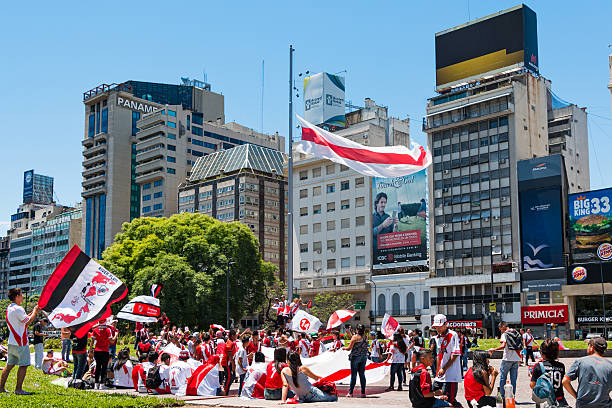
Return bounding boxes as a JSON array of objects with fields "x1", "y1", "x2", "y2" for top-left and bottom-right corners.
[
  {"x1": 185, "y1": 355, "x2": 220, "y2": 397},
  {"x1": 291, "y1": 310, "x2": 322, "y2": 333},
  {"x1": 117, "y1": 295, "x2": 160, "y2": 323},
  {"x1": 38, "y1": 245, "x2": 128, "y2": 337},
  {"x1": 295, "y1": 115, "x2": 432, "y2": 178},
  {"x1": 240, "y1": 362, "x2": 267, "y2": 399},
  {"x1": 326, "y1": 309, "x2": 356, "y2": 330},
  {"x1": 151, "y1": 284, "x2": 162, "y2": 298},
  {"x1": 210, "y1": 324, "x2": 226, "y2": 332},
  {"x1": 307, "y1": 299, "x2": 312, "y2": 309},
  {"x1": 381, "y1": 313, "x2": 400, "y2": 338},
  {"x1": 260, "y1": 347, "x2": 389, "y2": 385}
]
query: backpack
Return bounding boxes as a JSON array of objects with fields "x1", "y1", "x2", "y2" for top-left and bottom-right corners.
[
  {"x1": 67, "y1": 378, "x2": 86, "y2": 390},
  {"x1": 145, "y1": 365, "x2": 163, "y2": 390},
  {"x1": 313, "y1": 379, "x2": 338, "y2": 396},
  {"x1": 532, "y1": 362, "x2": 555, "y2": 406},
  {"x1": 504, "y1": 329, "x2": 523, "y2": 351}
]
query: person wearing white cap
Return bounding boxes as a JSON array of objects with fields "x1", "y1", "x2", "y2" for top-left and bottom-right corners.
[{"x1": 432, "y1": 313, "x2": 462, "y2": 407}]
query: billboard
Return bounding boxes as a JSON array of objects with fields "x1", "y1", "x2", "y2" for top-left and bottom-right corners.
[
  {"x1": 567, "y1": 262, "x2": 612, "y2": 285},
  {"x1": 569, "y1": 189, "x2": 612, "y2": 262},
  {"x1": 303, "y1": 72, "x2": 346, "y2": 129},
  {"x1": 372, "y1": 170, "x2": 427, "y2": 269},
  {"x1": 435, "y1": 4, "x2": 538, "y2": 90},
  {"x1": 519, "y1": 187, "x2": 564, "y2": 270},
  {"x1": 521, "y1": 305, "x2": 569, "y2": 324},
  {"x1": 23, "y1": 169, "x2": 34, "y2": 204}
]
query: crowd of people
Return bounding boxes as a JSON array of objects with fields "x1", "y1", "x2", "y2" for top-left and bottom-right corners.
[{"x1": 1, "y1": 287, "x2": 611, "y2": 407}]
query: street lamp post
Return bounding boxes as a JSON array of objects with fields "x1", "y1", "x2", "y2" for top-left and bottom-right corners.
[
  {"x1": 287, "y1": 44, "x2": 294, "y2": 301},
  {"x1": 490, "y1": 269, "x2": 495, "y2": 339},
  {"x1": 227, "y1": 261, "x2": 235, "y2": 329},
  {"x1": 367, "y1": 278, "x2": 377, "y2": 331}
]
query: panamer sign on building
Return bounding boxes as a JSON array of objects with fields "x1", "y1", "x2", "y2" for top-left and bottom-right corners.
[{"x1": 116, "y1": 96, "x2": 161, "y2": 114}]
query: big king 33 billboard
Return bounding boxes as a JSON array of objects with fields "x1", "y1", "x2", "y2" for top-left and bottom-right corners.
[
  {"x1": 372, "y1": 170, "x2": 428, "y2": 269},
  {"x1": 569, "y1": 188, "x2": 612, "y2": 262}
]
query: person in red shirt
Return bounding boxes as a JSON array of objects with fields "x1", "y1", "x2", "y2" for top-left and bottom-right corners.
[
  {"x1": 409, "y1": 349, "x2": 450, "y2": 408},
  {"x1": 264, "y1": 347, "x2": 294, "y2": 400},
  {"x1": 464, "y1": 351, "x2": 498, "y2": 408},
  {"x1": 246, "y1": 331, "x2": 261, "y2": 364},
  {"x1": 91, "y1": 320, "x2": 113, "y2": 390},
  {"x1": 310, "y1": 334, "x2": 321, "y2": 357},
  {"x1": 219, "y1": 329, "x2": 237, "y2": 395}
]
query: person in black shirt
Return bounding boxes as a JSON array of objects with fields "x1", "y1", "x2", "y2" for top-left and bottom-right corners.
[
  {"x1": 32, "y1": 319, "x2": 47, "y2": 369},
  {"x1": 71, "y1": 333, "x2": 89, "y2": 380},
  {"x1": 530, "y1": 339, "x2": 567, "y2": 406}
]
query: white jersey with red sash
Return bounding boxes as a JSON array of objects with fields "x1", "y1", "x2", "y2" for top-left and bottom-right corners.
[
  {"x1": 434, "y1": 329, "x2": 462, "y2": 383},
  {"x1": 299, "y1": 339, "x2": 310, "y2": 358},
  {"x1": 332, "y1": 340, "x2": 342, "y2": 351},
  {"x1": 6, "y1": 303, "x2": 29, "y2": 346}
]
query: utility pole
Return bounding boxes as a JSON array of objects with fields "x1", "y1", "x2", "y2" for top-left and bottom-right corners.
[
  {"x1": 227, "y1": 261, "x2": 235, "y2": 329},
  {"x1": 490, "y1": 269, "x2": 495, "y2": 339},
  {"x1": 287, "y1": 45, "x2": 294, "y2": 301}
]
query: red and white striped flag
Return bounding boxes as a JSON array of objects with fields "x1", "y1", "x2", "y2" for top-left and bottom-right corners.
[
  {"x1": 38, "y1": 245, "x2": 128, "y2": 337},
  {"x1": 295, "y1": 115, "x2": 431, "y2": 178},
  {"x1": 381, "y1": 313, "x2": 400, "y2": 338},
  {"x1": 151, "y1": 284, "x2": 162, "y2": 298}
]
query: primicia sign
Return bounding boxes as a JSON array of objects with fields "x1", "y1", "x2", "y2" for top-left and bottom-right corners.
[{"x1": 521, "y1": 305, "x2": 568, "y2": 324}]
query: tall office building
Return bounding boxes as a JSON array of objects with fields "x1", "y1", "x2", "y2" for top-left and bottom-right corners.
[
  {"x1": 178, "y1": 144, "x2": 288, "y2": 278},
  {"x1": 135, "y1": 106, "x2": 283, "y2": 218},
  {"x1": 0, "y1": 237, "x2": 9, "y2": 299},
  {"x1": 81, "y1": 79, "x2": 224, "y2": 258},
  {"x1": 22, "y1": 170, "x2": 54, "y2": 205}
]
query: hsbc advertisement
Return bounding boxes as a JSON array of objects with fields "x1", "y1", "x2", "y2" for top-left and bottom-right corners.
[{"x1": 521, "y1": 305, "x2": 569, "y2": 324}]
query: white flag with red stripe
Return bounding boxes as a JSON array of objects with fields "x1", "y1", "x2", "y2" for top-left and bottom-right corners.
[
  {"x1": 326, "y1": 309, "x2": 356, "y2": 330},
  {"x1": 296, "y1": 115, "x2": 431, "y2": 178},
  {"x1": 291, "y1": 310, "x2": 321, "y2": 333},
  {"x1": 381, "y1": 313, "x2": 400, "y2": 338},
  {"x1": 117, "y1": 295, "x2": 160, "y2": 323}
]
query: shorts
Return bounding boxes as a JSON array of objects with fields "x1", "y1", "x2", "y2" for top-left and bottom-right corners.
[{"x1": 7, "y1": 344, "x2": 31, "y2": 367}]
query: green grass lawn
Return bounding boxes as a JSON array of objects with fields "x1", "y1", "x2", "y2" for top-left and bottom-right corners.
[
  {"x1": 470, "y1": 339, "x2": 612, "y2": 350},
  {"x1": 0, "y1": 361, "x2": 184, "y2": 408}
]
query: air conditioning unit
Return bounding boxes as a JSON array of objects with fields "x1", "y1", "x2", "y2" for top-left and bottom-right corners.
[
  {"x1": 463, "y1": 220, "x2": 470, "y2": 225},
  {"x1": 362, "y1": 134, "x2": 368, "y2": 139},
  {"x1": 330, "y1": 248, "x2": 336, "y2": 253},
  {"x1": 316, "y1": 249, "x2": 321, "y2": 254},
  {"x1": 443, "y1": 188, "x2": 449, "y2": 193},
  {"x1": 500, "y1": 159, "x2": 507, "y2": 164},
  {"x1": 437, "y1": 259, "x2": 444, "y2": 265},
  {"x1": 491, "y1": 235, "x2": 498, "y2": 241},
  {"x1": 483, "y1": 217, "x2": 489, "y2": 222},
  {"x1": 502, "y1": 254, "x2": 509, "y2": 260},
  {"x1": 494, "y1": 216, "x2": 500, "y2": 220},
  {"x1": 501, "y1": 197, "x2": 508, "y2": 202},
  {"x1": 307, "y1": 280, "x2": 313, "y2": 288},
  {"x1": 315, "y1": 268, "x2": 322, "y2": 273},
  {"x1": 444, "y1": 170, "x2": 450, "y2": 175}
]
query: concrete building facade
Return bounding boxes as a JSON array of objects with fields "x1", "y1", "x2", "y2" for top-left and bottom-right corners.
[
  {"x1": 81, "y1": 80, "x2": 224, "y2": 258},
  {"x1": 0, "y1": 237, "x2": 10, "y2": 299},
  {"x1": 178, "y1": 144, "x2": 288, "y2": 278}
]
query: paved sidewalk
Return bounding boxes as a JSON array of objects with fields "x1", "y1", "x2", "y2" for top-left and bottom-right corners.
[{"x1": 97, "y1": 357, "x2": 590, "y2": 407}]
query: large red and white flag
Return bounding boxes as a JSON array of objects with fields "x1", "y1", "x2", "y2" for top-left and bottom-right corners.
[
  {"x1": 381, "y1": 313, "x2": 400, "y2": 338},
  {"x1": 38, "y1": 245, "x2": 128, "y2": 337},
  {"x1": 295, "y1": 115, "x2": 431, "y2": 178},
  {"x1": 291, "y1": 310, "x2": 322, "y2": 333},
  {"x1": 117, "y1": 295, "x2": 160, "y2": 323},
  {"x1": 326, "y1": 309, "x2": 356, "y2": 330}
]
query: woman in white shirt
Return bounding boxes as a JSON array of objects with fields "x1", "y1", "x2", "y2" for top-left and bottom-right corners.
[{"x1": 383, "y1": 333, "x2": 407, "y2": 391}]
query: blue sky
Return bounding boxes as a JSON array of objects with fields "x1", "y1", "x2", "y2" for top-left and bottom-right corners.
[{"x1": 1, "y1": 1, "x2": 611, "y2": 235}]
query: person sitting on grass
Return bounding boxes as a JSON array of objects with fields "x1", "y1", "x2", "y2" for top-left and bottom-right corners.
[
  {"x1": 409, "y1": 349, "x2": 450, "y2": 408},
  {"x1": 280, "y1": 351, "x2": 338, "y2": 403},
  {"x1": 42, "y1": 350, "x2": 71, "y2": 376},
  {"x1": 464, "y1": 351, "x2": 498, "y2": 408},
  {"x1": 111, "y1": 348, "x2": 134, "y2": 389},
  {"x1": 0, "y1": 340, "x2": 7, "y2": 361}
]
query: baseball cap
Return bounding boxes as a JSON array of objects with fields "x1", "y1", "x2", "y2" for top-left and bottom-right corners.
[
  {"x1": 179, "y1": 350, "x2": 190, "y2": 359},
  {"x1": 588, "y1": 337, "x2": 607, "y2": 354},
  {"x1": 432, "y1": 314, "x2": 447, "y2": 327}
]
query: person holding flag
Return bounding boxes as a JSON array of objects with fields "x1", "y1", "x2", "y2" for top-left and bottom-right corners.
[{"x1": 0, "y1": 288, "x2": 40, "y2": 395}]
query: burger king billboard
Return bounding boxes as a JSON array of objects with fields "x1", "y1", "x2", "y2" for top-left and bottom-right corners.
[{"x1": 569, "y1": 189, "x2": 612, "y2": 262}]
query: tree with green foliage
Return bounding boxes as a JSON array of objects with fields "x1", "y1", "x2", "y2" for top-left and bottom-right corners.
[
  {"x1": 254, "y1": 276, "x2": 285, "y2": 328},
  {"x1": 309, "y1": 292, "x2": 355, "y2": 325},
  {"x1": 101, "y1": 213, "x2": 275, "y2": 330}
]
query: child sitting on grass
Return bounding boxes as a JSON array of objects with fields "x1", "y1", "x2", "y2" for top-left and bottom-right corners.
[
  {"x1": 409, "y1": 349, "x2": 450, "y2": 408},
  {"x1": 42, "y1": 350, "x2": 71, "y2": 376}
]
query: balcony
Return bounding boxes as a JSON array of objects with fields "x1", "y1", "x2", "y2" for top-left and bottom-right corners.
[
  {"x1": 136, "y1": 146, "x2": 164, "y2": 163},
  {"x1": 82, "y1": 164, "x2": 107, "y2": 178},
  {"x1": 136, "y1": 134, "x2": 165, "y2": 151},
  {"x1": 370, "y1": 308, "x2": 422, "y2": 318},
  {"x1": 137, "y1": 111, "x2": 165, "y2": 130},
  {"x1": 296, "y1": 282, "x2": 368, "y2": 296},
  {"x1": 83, "y1": 143, "x2": 107, "y2": 158},
  {"x1": 82, "y1": 153, "x2": 106, "y2": 168},
  {"x1": 82, "y1": 174, "x2": 106, "y2": 188},
  {"x1": 135, "y1": 169, "x2": 165, "y2": 184},
  {"x1": 82, "y1": 184, "x2": 106, "y2": 198},
  {"x1": 82, "y1": 137, "x2": 94, "y2": 148}
]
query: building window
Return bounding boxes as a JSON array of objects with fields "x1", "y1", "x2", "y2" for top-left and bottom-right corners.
[
  {"x1": 356, "y1": 236, "x2": 365, "y2": 246},
  {"x1": 167, "y1": 168, "x2": 175, "y2": 174},
  {"x1": 154, "y1": 180, "x2": 163, "y2": 187},
  {"x1": 101, "y1": 108, "x2": 108, "y2": 133},
  {"x1": 299, "y1": 189, "x2": 308, "y2": 198},
  {"x1": 167, "y1": 133, "x2": 176, "y2": 140},
  {"x1": 313, "y1": 205, "x2": 321, "y2": 214},
  {"x1": 341, "y1": 181, "x2": 350, "y2": 191},
  {"x1": 327, "y1": 259, "x2": 336, "y2": 269},
  {"x1": 341, "y1": 238, "x2": 350, "y2": 248},
  {"x1": 326, "y1": 164, "x2": 335, "y2": 175},
  {"x1": 378, "y1": 294, "x2": 386, "y2": 315},
  {"x1": 167, "y1": 144, "x2": 176, "y2": 151},
  {"x1": 327, "y1": 202, "x2": 335, "y2": 212},
  {"x1": 313, "y1": 260, "x2": 322, "y2": 271},
  {"x1": 355, "y1": 177, "x2": 365, "y2": 187},
  {"x1": 167, "y1": 110, "x2": 176, "y2": 117},
  {"x1": 143, "y1": 194, "x2": 151, "y2": 201},
  {"x1": 355, "y1": 197, "x2": 365, "y2": 207},
  {"x1": 300, "y1": 207, "x2": 308, "y2": 216},
  {"x1": 312, "y1": 167, "x2": 321, "y2": 177},
  {"x1": 299, "y1": 225, "x2": 308, "y2": 235},
  {"x1": 142, "y1": 206, "x2": 151, "y2": 213},
  {"x1": 142, "y1": 183, "x2": 151, "y2": 190},
  {"x1": 356, "y1": 216, "x2": 365, "y2": 226},
  {"x1": 341, "y1": 200, "x2": 350, "y2": 210},
  {"x1": 392, "y1": 293, "x2": 400, "y2": 315},
  {"x1": 313, "y1": 186, "x2": 321, "y2": 196},
  {"x1": 327, "y1": 221, "x2": 335, "y2": 231},
  {"x1": 300, "y1": 262, "x2": 308, "y2": 272},
  {"x1": 423, "y1": 290, "x2": 430, "y2": 309},
  {"x1": 299, "y1": 171, "x2": 308, "y2": 180},
  {"x1": 539, "y1": 292, "x2": 550, "y2": 305},
  {"x1": 356, "y1": 255, "x2": 365, "y2": 266},
  {"x1": 300, "y1": 244, "x2": 308, "y2": 253},
  {"x1": 88, "y1": 113, "x2": 95, "y2": 137},
  {"x1": 326, "y1": 184, "x2": 335, "y2": 193},
  {"x1": 313, "y1": 241, "x2": 322, "y2": 252},
  {"x1": 341, "y1": 257, "x2": 350, "y2": 269},
  {"x1": 340, "y1": 164, "x2": 349, "y2": 172},
  {"x1": 313, "y1": 223, "x2": 321, "y2": 233},
  {"x1": 167, "y1": 121, "x2": 176, "y2": 128},
  {"x1": 406, "y1": 292, "x2": 415, "y2": 315},
  {"x1": 327, "y1": 240, "x2": 336, "y2": 251},
  {"x1": 341, "y1": 218, "x2": 350, "y2": 229},
  {"x1": 167, "y1": 156, "x2": 176, "y2": 163},
  {"x1": 154, "y1": 192, "x2": 163, "y2": 198},
  {"x1": 153, "y1": 203, "x2": 163, "y2": 210}
]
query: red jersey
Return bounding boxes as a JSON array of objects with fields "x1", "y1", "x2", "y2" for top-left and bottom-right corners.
[
  {"x1": 220, "y1": 340, "x2": 236, "y2": 367},
  {"x1": 464, "y1": 367, "x2": 486, "y2": 402},
  {"x1": 265, "y1": 361, "x2": 286, "y2": 389},
  {"x1": 92, "y1": 326, "x2": 112, "y2": 352},
  {"x1": 310, "y1": 340, "x2": 321, "y2": 357}
]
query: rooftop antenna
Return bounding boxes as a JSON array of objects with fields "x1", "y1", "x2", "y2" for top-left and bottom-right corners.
[
  {"x1": 467, "y1": 0, "x2": 471, "y2": 21},
  {"x1": 261, "y1": 59, "x2": 264, "y2": 135},
  {"x1": 203, "y1": 68, "x2": 208, "y2": 84}
]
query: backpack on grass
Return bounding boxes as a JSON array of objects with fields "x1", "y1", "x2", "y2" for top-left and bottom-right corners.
[
  {"x1": 504, "y1": 329, "x2": 523, "y2": 351},
  {"x1": 145, "y1": 365, "x2": 163, "y2": 390}
]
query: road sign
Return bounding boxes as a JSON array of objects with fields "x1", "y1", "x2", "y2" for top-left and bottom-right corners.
[
  {"x1": 355, "y1": 301, "x2": 367, "y2": 310},
  {"x1": 489, "y1": 303, "x2": 497, "y2": 312}
]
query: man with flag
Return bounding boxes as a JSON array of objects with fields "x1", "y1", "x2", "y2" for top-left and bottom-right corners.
[{"x1": 0, "y1": 288, "x2": 40, "y2": 395}]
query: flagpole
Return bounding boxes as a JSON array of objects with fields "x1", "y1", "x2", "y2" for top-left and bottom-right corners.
[{"x1": 287, "y1": 44, "x2": 294, "y2": 301}]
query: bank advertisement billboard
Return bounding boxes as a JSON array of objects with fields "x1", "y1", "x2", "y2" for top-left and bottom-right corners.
[
  {"x1": 435, "y1": 4, "x2": 538, "y2": 90},
  {"x1": 372, "y1": 170, "x2": 427, "y2": 269},
  {"x1": 303, "y1": 72, "x2": 346, "y2": 129},
  {"x1": 23, "y1": 169, "x2": 34, "y2": 203},
  {"x1": 519, "y1": 187, "x2": 564, "y2": 270},
  {"x1": 569, "y1": 189, "x2": 612, "y2": 262}
]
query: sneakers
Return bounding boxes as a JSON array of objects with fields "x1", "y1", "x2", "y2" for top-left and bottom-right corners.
[{"x1": 98, "y1": 384, "x2": 109, "y2": 390}]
